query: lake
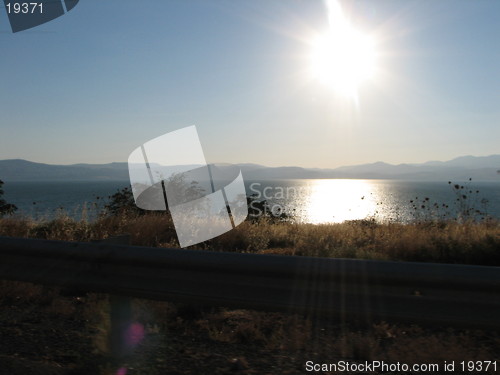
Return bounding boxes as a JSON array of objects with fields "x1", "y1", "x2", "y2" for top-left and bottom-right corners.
[{"x1": 2, "y1": 179, "x2": 500, "y2": 223}]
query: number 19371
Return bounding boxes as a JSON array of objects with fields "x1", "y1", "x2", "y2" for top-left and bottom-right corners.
[
  {"x1": 6, "y1": 2, "x2": 43, "y2": 14},
  {"x1": 460, "y1": 361, "x2": 497, "y2": 372}
]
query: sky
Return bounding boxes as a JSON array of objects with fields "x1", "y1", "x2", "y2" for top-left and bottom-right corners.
[{"x1": 1, "y1": 0, "x2": 499, "y2": 168}]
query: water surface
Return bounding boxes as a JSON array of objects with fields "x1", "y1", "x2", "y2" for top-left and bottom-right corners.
[{"x1": 3, "y1": 179, "x2": 500, "y2": 223}]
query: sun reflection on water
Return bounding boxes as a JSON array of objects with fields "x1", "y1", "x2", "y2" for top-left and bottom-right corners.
[
  {"x1": 248, "y1": 179, "x2": 500, "y2": 224},
  {"x1": 302, "y1": 179, "x2": 379, "y2": 223}
]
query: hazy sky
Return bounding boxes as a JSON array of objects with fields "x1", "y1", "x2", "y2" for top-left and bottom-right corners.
[{"x1": 1, "y1": 0, "x2": 499, "y2": 168}]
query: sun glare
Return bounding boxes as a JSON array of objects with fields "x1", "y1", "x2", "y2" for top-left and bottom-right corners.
[{"x1": 310, "y1": 0, "x2": 376, "y2": 99}]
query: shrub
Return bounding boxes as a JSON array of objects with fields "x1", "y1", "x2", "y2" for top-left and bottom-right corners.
[
  {"x1": 0, "y1": 179, "x2": 17, "y2": 217},
  {"x1": 103, "y1": 186, "x2": 144, "y2": 217}
]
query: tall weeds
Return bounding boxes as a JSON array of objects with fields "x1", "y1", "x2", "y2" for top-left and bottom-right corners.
[{"x1": 1, "y1": 213, "x2": 498, "y2": 266}]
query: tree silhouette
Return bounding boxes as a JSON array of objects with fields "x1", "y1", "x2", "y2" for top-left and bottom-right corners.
[
  {"x1": 104, "y1": 173, "x2": 205, "y2": 217},
  {"x1": 0, "y1": 180, "x2": 17, "y2": 217}
]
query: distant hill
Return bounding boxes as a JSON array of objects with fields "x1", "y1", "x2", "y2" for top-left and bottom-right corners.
[
  {"x1": 0, "y1": 155, "x2": 499, "y2": 182},
  {"x1": 0, "y1": 159, "x2": 129, "y2": 182},
  {"x1": 238, "y1": 155, "x2": 500, "y2": 181}
]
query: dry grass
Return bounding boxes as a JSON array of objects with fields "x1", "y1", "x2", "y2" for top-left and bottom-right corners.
[{"x1": 1, "y1": 214, "x2": 498, "y2": 266}]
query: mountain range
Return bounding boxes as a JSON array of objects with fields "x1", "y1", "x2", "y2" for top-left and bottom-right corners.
[{"x1": 1, "y1": 155, "x2": 499, "y2": 182}]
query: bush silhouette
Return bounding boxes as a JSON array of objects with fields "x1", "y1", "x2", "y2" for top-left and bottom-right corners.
[
  {"x1": 0, "y1": 179, "x2": 17, "y2": 217},
  {"x1": 103, "y1": 173, "x2": 205, "y2": 217}
]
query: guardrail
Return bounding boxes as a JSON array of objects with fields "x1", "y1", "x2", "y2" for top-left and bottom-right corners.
[{"x1": 1, "y1": 236, "x2": 499, "y2": 328}]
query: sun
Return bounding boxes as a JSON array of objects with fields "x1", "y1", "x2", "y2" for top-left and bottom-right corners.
[{"x1": 310, "y1": 0, "x2": 376, "y2": 99}]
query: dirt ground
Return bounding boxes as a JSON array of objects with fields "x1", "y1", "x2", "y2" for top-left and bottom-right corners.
[{"x1": 1, "y1": 281, "x2": 499, "y2": 375}]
